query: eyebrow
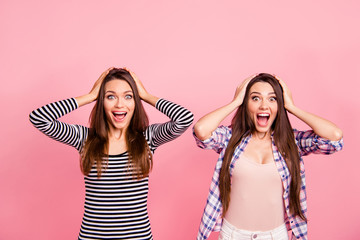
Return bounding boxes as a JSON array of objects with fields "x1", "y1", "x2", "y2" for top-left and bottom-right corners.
[
  {"x1": 250, "y1": 91, "x2": 276, "y2": 95},
  {"x1": 105, "y1": 90, "x2": 133, "y2": 94}
]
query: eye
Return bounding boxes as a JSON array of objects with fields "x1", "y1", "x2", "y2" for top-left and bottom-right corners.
[
  {"x1": 106, "y1": 95, "x2": 115, "y2": 100},
  {"x1": 125, "y1": 94, "x2": 133, "y2": 100},
  {"x1": 269, "y1": 96, "x2": 277, "y2": 102},
  {"x1": 251, "y1": 96, "x2": 260, "y2": 101}
]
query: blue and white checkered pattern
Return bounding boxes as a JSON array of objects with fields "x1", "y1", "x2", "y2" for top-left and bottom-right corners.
[{"x1": 194, "y1": 126, "x2": 343, "y2": 240}]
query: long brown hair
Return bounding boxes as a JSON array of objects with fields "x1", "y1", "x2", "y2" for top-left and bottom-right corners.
[
  {"x1": 219, "y1": 73, "x2": 305, "y2": 220},
  {"x1": 81, "y1": 68, "x2": 152, "y2": 179}
]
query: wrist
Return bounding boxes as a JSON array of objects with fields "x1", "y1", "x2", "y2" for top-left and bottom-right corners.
[
  {"x1": 140, "y1": 91, "x2": 150, "y2": 101},
  {"x1": 88, "y1": 92, "x2": 98, "y2": 102},
  {"x1": 285, "y1": 103, "x2": 297, "y2": 114},
  {"x1": 230, "y1": 99, "x2": 242, "y2": 109},
  {"x1": 142, "y1": 93, "x2": 159, "y2": 106}
]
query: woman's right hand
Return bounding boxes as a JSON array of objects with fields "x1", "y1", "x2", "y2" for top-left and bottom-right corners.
[
  {"x1": 194, "y1": 74, "x2": 257, "y2": 140},
  {"x1": 75, "y1": 67, "x2": 113, "y2": 107},
  {"x1": 232, "y1": 74, "x2": 257, "y2": 106},
  {"x1": 89, "y1": 67, "x2": 114, "y2": 100}
]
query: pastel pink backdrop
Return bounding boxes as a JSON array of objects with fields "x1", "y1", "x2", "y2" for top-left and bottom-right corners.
[{"x1": 0, "y1": 1, "x2": 359, "y2": 239}]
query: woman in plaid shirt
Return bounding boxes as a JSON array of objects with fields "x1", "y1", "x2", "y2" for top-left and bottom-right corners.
[{"x1": 193, "y1": 73, "x2": 343, "y2": 240}]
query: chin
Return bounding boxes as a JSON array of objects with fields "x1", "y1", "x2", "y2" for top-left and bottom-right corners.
[
  {"x1": 110, "y1": 121, "x2": 129, "y2": 130},
  {"x1": 254, "y1": 126, "x2": 271, "y2": 135}
]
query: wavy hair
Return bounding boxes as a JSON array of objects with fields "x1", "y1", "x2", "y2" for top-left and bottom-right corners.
[
  {"x1": 81, "y1": 68, "x2": 152, "y2": 179},
  {"x1": 219, "y1": 73, "x2": 305, "y2": 220}
]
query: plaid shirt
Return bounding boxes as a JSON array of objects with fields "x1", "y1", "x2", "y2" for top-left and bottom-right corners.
[{"x1": 194, "y1": 126, "x2": 343, "y2": 240}]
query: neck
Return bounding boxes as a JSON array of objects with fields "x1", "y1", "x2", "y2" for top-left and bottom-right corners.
[
  {"x1": 108, "y1": 127, "x2": 126, "y2": 141},
  {"x1": 252, "y1": 131, "x2": 271, "y2": 140}
]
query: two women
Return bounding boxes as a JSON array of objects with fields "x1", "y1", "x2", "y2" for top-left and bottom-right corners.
[
  {"x1": 30, "y1": 68, "x2": 194, "y2": 239},
  {"x1": 31, "y1": 69, "x2": 343, "y2": 240},
  {"x1": 193, "y1": 73, "x2": 343, "y2": 239}
]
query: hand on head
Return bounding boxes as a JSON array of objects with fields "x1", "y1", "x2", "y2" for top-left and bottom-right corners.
[
  {"x1": 89, "y1": 67, "x2": 115, "y2": 100},
  {"x1": 124, "y1": 67, "x2": 148, "y2": 100},
  {"x1": 273, "y1": 75, "x2": 295, "y2": 110},
  {"x1": 233, "y1": 74, "x2": 257, "y2": 106}
]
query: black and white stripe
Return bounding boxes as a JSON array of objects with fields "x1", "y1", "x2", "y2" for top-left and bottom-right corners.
[{"x1": 30, "y1": 98, "x2": 193, "y2": 240}]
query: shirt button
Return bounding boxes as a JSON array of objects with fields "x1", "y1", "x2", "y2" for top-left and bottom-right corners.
[{"x1": 253, "y1": 234, "x2": 257, "y2": 239}]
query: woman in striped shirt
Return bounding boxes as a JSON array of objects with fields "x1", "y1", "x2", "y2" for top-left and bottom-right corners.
[{"x1": 29, "y1": 68, "x2": 193, "y2": 240}]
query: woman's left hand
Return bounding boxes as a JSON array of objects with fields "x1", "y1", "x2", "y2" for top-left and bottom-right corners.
[
  {"x1": 125, "y1": 68, "x2": 159, "y2": 106},
  {"x1": 126, "y1": 68, "x2": 148, "y2": 100},
  {"x1": 275, "y1": 75, "x2": 295, "y2": 111}
]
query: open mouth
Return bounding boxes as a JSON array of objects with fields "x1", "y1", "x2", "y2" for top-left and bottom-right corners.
[
  {"x1": 112, "y1": 111, "x2": 127, "y2": 122},
  {"x1": 256, "y1": 113, "x2": 270, "y2": 127}
]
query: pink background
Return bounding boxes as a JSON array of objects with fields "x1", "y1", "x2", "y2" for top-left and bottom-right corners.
[{"x1": 1, "y1": 1, "x2": 359, "y2": 239}]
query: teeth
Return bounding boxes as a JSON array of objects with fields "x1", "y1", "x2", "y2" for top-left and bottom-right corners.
[
  {"x1": 258, "y1": 113, "x2": 269, "y2": 117},
  {"x1": 113, "y1": 112, "x2": 126, "y2": 116}
]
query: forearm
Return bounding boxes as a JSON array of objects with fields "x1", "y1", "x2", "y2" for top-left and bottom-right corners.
[
  {"x1": 149, "y1": 99, "x2": 194, "y2": 148},
  {"x1": 30, "y1": 98, "x2": 86, "y2": 150},
  {"x1": 287, "y1": 105, "x2": 343, "y2": 141},
  {"x1": 141, "y1": 93, "x2": 160, "y2": 107},
  {"x1": 155, "y1": 99, "x2": 194, "y2": 126},
  {"x1": 75, "y1": 93, "x2": 97, "y2": 107},
  {"x1": 194, "y1": 101, "x2": 239, "y2": 140}
]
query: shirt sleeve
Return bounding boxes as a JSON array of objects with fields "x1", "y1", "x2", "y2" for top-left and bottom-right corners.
[
  {"x1": 193, "y1": 125, "x2": 232, "y2": 154},
  {"x1": 294, "y1": 129, "x2": 344, "y2": 157},
  {"x1": 29, "y1": 98, "x2": 88, "y2": 152},
  {"x1": 145, "y1": 98, "x2": 194, "y2": 150}
]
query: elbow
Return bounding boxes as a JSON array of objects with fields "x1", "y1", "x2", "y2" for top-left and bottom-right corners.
[
  {"x1": 194, "y1": 123, "x2": 211, "y2": 141},
  {"x1": 176, "y1": 112, "x2": 194, "y2": 129},
  {"x1": 332, "y1": 128, "x2": 343, "y2": 141},
  {"x1": 29, "y1": 111, "x2": 36, "y2": 125},
  {"x1": 187, "y1": 112, "x2": 194, "y2": 126},
  {"x1": 325, "y1": 128, "x2": 343, "y2": 141},
  {"x1": 29, "y1": 110, "x2": 46, "y2": 128}
]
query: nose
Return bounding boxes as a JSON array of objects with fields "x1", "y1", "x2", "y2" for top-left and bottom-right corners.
[
  {"x1": 259, "y1": 100, "x2": 269, "y2": 110},
  {"x1": 115, "y1": 98, "x2": 124, "y2": 108}
]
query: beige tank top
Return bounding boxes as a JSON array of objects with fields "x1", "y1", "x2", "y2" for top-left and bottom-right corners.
[{"x1": 224, "y1": 154, "x2": 285, "y2": 231}]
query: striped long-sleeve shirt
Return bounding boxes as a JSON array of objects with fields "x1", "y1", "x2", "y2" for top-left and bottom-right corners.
[{"x1": 29, "y1": 98, "x2": 193, "y2": 240}]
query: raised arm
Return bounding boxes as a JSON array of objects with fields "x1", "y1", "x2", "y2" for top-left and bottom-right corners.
[
  {"x1": 29, "y1": 68, "x2": 113, "y2": 150},
  {"x1": 277, "y1": 76, "x2": 343, "y2": 141},
  {"x1": 194, "y1": 74, "x2": 255, "y2": 140},
  {"x1": 147, "y1": 99, "x2": 194, "y2": 148},
  {"x1": 126, "y1": 69, "x2": 193, "y2": 148}
]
